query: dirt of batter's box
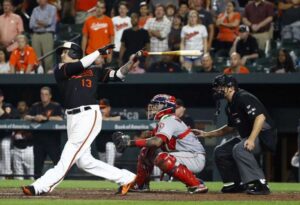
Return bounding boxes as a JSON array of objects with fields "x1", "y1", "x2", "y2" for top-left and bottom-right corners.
[{"x1": 1, "y1": 188, "x2": 300, "y2": 201}]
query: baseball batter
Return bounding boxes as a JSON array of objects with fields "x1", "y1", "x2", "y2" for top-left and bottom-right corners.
[
  {"x1": 22, "y1": 42, "x2": 138, "y2": 196},
  {"x1": 113, "y1": 94, "x2": 208, "y2": 194}
]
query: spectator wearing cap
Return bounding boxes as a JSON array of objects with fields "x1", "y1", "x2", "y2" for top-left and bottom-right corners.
[
  {"x1": 144, "y1": 4, "x2": 171, "y2": 65},
  {"x1": 242, "y1": 0, "x2": 274, "y2": 50},
  {"x1": 0, "y1": 48, "x2": 10, "y2": 74},
  {"x1": 175, "y1": 98, "x2": 195, "y2": 129},
  {"x1": 138, "y1": 1, "x2": 151, "y2": 28},
  {"x1": 95, "y1": 98, "x2": 125, "y2": 166},
  {"x1": 230, "y1": 25, "x2": 259, "y2": 65},
  {"x1": 119, "y1": 13, "x2": 150, "y2": 67},
  {"x1": 0, "y1": 0, "x2": 24, "y2": 52},
  {"x1": 29, "y1": 0, "x2": 57, "y2": 73},
  {"x1": 196, "y1": 53, "x2": 219, "y2": 73},
  {"x1": 215, "y1": 1, "x2": 241, "y2": 56},
  {"x1": 9, "y1": 35, "x2": 41, "y2": 74},
  {"x1": 224, "y1": 52, "x2": 250, "y2": 74}
]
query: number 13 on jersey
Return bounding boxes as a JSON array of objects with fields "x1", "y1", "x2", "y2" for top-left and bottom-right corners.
[{"x1": 81, "y1": 79, "x2": 92, "y2": 88}]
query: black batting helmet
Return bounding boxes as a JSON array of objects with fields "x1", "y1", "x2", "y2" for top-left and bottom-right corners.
[{"x1": 56, "y1": 42, "x2": 83, "y2": 59}]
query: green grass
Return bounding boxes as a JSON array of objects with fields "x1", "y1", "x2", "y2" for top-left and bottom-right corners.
[
  {"x1": 0, "y1": 200, "x2": 300, "y2": 205},
  {"x1": 0, "y1": 180, "x2": 300, "y2": 205},
  {"x1": 1, "y1": 180, "x2": 300, "y2": 192}
]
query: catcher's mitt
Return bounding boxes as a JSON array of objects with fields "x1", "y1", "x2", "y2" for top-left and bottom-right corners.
[{"x1": 112, "y1": 131, "x2": 129, "y2": 153}]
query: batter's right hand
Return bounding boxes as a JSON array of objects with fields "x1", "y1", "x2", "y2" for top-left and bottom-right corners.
[{"x1": 192, "y1": 129, "x2": 207, "y2": 138}]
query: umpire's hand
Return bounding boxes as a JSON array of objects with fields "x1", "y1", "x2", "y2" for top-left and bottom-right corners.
[{"x1": 192, "y1": 129, "x2": 207, "y2": 138}]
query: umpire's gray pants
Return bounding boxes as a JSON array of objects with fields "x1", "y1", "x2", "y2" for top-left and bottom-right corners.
[
  {"x1": 214, "y1": 137, "x2": 265, "y2": 184},
  {"x1": 232, "y1": 138, "x2": 265, "y2": 183}
]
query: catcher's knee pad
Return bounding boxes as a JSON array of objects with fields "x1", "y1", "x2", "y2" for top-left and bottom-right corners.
[{"x1": 154, "y1": 152, "x2": 177, "y2": 174}]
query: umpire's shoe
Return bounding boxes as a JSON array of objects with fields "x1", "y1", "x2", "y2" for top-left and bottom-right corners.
[
  {"x1": 22, "y1": 186, "x2": 36, "y2": 196},
  {"x1": 221, "y1": 183, "x2": 247, "y2": 193},
  {"x1": 246, "y1": 183, "x2": 270, "y2": 195},
  {"x1": 116, "y1": 177, "x2": 136, "y2": 195}
]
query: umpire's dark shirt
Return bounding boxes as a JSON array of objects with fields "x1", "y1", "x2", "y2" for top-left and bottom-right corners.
[{"x1": 226, "y1": 89, "x2": 276, "y2": 150}]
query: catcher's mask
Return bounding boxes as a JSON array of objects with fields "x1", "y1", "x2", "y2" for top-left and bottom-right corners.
[
  {"x1": 147, "y1": 94, "x2": 176, "y2": 120},
  {"x1": 56, "y1": 42, "x2": 83, "y2": 59}
]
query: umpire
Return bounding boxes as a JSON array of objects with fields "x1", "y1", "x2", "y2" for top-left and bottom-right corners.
[{"x1": 193, "y1": 74, "x2": 277, "y2": 195}]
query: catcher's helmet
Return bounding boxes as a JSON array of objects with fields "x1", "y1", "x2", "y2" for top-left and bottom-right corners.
[
  {"x1": 212, "y1": 74, "x2": 238, "y2": 100},
  {"x1": 147, "y1": 94, "x2": 176, "y2": 120},
  {"x1": 56, "y1": 42, "x2": 83, "y2": 59}
]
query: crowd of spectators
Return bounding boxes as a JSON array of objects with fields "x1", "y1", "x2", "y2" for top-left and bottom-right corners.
[{"x1": 0, "y1": 0, "x2": 299, "y2": 74}]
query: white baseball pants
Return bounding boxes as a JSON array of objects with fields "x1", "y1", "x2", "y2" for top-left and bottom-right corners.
[{"x1": 32, "y1": 105, "x2": 135, "y2": 194}]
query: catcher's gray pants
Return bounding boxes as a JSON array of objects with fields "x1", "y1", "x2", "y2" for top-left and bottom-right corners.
[
  {"x1": 214, "y1": 137, "x2": 265, "y2": 184},
  {"x1": 12, "y1": 146, "x2": 34, "y2": 180},
  {"x1": 0, "y1": 136, "x2": 12, "y2": 176},
  {"x1": 171, "y1": 151, "x2": 206, "y2": 174}
]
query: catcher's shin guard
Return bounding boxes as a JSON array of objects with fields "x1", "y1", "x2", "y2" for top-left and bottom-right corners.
[
  {"x1": 154, "y1": 152, "x2": 200, "y2": 187},
  {"x1": 135, "y1": 147, "x2": 156, "y2": 186}
]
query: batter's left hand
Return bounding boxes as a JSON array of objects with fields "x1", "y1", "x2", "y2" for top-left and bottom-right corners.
[{"x1": 244, "y1": 139, "x2": 255, "y2": 151}]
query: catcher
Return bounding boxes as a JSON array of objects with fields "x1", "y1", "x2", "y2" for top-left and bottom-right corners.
[{"x1": 112, "y1": 94, "x2": 208, "y2": 194}]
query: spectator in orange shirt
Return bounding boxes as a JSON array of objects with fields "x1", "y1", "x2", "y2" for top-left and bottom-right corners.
[
  {"x1": 82, "y1": 0, "x2": 114, "y2": 63},
  {"x1": 224, "y1": 52, "x2": 250, "y2": 74},
  {"x1": 216, "y1": 1, "x2": 241, "y2": 56},
  {"x1": 71, "y1": 0, "x2": 97, "y2": 24},
  {"x1": 9, "y1": 35, "x2": 40, "y2": 74},
  {"x1": 138, "y1": 2, "x2": 151, "y2": 28},
  {"x1": 0, "y1": 0, "x2": 24, "y2": 52}
]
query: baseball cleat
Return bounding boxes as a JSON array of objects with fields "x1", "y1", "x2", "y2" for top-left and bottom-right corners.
[
  {"x1": 187, "y1": 184, "x2": 208, "y2": 194},
  {"x1": 246, "y1": 183, "x2": 270, "y2": 195},
  {"x1": 221, "y1": 183, "x2": 247, "y2": 193},
  {"x1": 22, "y1": 186, "x2": 36, "y2": 196},
  {"x1": 129, "y1": 183, "x2": 150, "y2": 192},
  {"x1": 116, "y1": 177, "x2": 136, "y2": 195}
]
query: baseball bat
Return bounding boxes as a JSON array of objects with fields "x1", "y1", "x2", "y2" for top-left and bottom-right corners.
[{"x1": 140, "y1": 50, "x2": 202, "y2": 56}]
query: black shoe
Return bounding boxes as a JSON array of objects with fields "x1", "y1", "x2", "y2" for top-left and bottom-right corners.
[
  {"x1": 187, "y1": 184, "x2": 208, "y2": 194},
  {"x1": 22, "y1": 186, "x2": 36, "y2": 196},
  {"x1": 129, "y1": 183, "x2": 150, "y2": 192},
  {"x1": 246, "y1": 183, "x2": 270, "y2": 195},
  {"x1": 221, "y1": 183, "x2": 247, "y2": 193}
]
